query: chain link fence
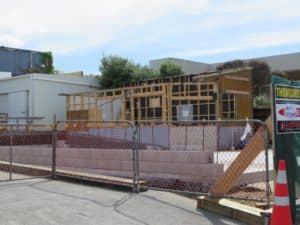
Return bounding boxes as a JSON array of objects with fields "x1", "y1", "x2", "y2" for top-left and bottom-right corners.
[
  {"x1": 54, "y1": 120, "x2": 138, "y2": 189},
  {"x1": 0, "y1": 119, "x2": 273, "y2": 204},
  {"x1": 0, "y1": 124, "x2": 53, "y2": 181},
  {"x1": 135, "y1": 120, "x2": 272, "y2": 204}
]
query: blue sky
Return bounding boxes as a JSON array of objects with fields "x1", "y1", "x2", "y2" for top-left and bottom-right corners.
[{"x1": 1, "y1": 0, "x2": 300, "y2": 74}]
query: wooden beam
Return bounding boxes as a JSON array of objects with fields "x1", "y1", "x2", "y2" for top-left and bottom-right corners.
[
  {"x1": 209, "y1": 118, "x2": 268, "y2": 195},
  {"x1": 72, "y1": 95, "x2": 76, "y2": 111},
  {"x1": 80, "y1": 95, "x2": 84, "y2": 110},
  {"x1": 66, "y1": 96, "x2": 70, "y2": 111},
  {"x1": 162, "y1": 85, "x2": 167, "y2": 120},
  {"x1": 121, "y1": 90, "x2": 126, "y2": 120},
  {"x1": 131, "y1": 92, "x2": 164, "y2": 98},
  {"x1": 171, "y1": 96, "x2": 213, "y2": 101},
  {"x1": 130, "y1": 90, "x2": 134, "y2": 121}
]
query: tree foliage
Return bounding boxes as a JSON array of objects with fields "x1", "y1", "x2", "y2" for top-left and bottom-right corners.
[
  {"x1": 40, "y1": 52, "x2": 55, "y2": 74},
  {"x1": 132, "y1": 65, "x2": 158, "y2": 82},
  {"x1": 23, "y1": 51, "x2": 55, "y2": 74},
  {"x1": 216, "y1": 60, "x2": 246, "y2": 70},
  {"x1": 247, "y1": 60, "x2": 271, "y2": 89},
  {"x1": 99, "y1": 55, "x2": 158, "y2": 89},
  {"x1": 159, "y1": 61, "x2": 183, "y2": 77},
  {"x1": 217, "y1": 59, "x2": 271, "y2": 96}
]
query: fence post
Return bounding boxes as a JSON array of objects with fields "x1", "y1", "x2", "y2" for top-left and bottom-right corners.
[
  {"x1": 9, "y1": 129, "x2": 13, "y2": 181},
  {"x1": 202, "y1": 124, "x2": 205, "y2": 151},
  {"x1": 136, "y1": 125, "x2": 140, "y2": 192},
  {"x1": 262, "y1": 122, "x2": 271, "y2": 208},
  {"x1": 184, "y1": 125, "x2": 187, "y2": 151},
  {"x1": 52, "y1": 115, "x2": 57, "y2": 179},
  {"x1": 132, "y1": 123, "x2": 140, "y2": 193}
]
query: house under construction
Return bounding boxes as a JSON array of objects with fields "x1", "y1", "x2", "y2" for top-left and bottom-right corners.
[{"x1": 64, "y1": 67, "x2": 253, "y2": 122}]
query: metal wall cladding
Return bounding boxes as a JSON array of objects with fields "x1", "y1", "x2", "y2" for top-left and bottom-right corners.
[{"x1": 0, "y1": 47, "x2": 42, "y2": 76}]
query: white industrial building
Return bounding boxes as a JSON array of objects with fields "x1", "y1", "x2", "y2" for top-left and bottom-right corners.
[{"x1": 0, "y1": 73, "x2": 99, "y2": 124}]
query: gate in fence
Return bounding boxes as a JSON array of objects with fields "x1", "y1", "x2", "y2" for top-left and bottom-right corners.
[
  {"x1": 0, "y1": 124, "x2": 53, "y2": 181},
  {"x1": 135, "y1": 119, "x2": 272, "y2": 203}
]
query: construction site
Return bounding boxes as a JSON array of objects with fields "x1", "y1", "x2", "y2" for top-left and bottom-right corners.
[
  {"x1": 65, "y1": 68, "x2": 253, "y2": 122},
  {"x1": 0, "y1": 66, "x2": 278, "y2": 225}
]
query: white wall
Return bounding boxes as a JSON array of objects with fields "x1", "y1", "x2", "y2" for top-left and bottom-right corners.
[
  {"x1": 0, "y1": 94, "x2": 8, "y2": 114},
  {"x1": 0, "y1": 76, "x2": 34, "y2": 123},
  {"x1": 0, "y1": 74, "x2": 99, "y2": 124},
  {"x1": 33, "y1": 76, "x2": 98, "y2": 123}
]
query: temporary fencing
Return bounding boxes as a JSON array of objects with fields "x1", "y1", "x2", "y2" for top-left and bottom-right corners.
[
  {"x1": 135, "y1": 119, "x2": 272, "y2": 203},
  {"x1": 0, "y1": 124, "x2": 53, "y2": 181},
  {"x1": 0, "y1": 119, "x2": 272, "y2": 204},
  {"x1": 54, "y1": 120, "x2": 138, "y2": 189}
]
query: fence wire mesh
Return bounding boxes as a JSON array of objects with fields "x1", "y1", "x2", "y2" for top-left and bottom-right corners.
[
  {"x1": 0, "y1": 124, "x2": 53, "y2": 181},
  {"x1": 136, "y1": 120, "x2": 272, "y2": 203},
  {"x1": 54, "y1": 120, "x2": 137, "y2": 188},
  {"x1": 0, "y1": 119, "x2": 273, "y2": 204}
]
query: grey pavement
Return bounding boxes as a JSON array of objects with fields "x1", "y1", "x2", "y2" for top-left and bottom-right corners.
[{"x1": 0, "y1": 178, "x2": 245, "y2": 225}]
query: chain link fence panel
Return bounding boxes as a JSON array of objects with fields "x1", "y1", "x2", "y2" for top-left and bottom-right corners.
[
  {"x1": 136, "y1": 120, "x2": 272, "y2": 204},
  {"x1": 0, "y1": 124, "x2": 53, "y2": 181},
  {"x1": 54, "y1": 120, "x2": 138, "y2": 190}
]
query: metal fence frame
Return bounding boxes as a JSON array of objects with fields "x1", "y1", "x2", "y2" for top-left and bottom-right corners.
[
  {"x1": 0, "y1": 119, "x2": 272, "y2": 204},
  {"x1": 52, "y1": 120, "x2": 138, "y2": 192},
  {"x1": 135, "y1": 119, "x2": 271, "y2": 204},
  {"x1": 0, "y1": 123, "x2": 54, "y2": 182}
]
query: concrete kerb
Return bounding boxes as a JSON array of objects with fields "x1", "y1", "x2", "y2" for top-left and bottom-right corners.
[{"x1": 197, "y1": 196, "x2": 272, "y2": 225}]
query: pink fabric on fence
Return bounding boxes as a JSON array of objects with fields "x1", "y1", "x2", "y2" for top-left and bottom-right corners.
[{"x1": 0, "y1": 146, "x2": 223, "y2": 183}]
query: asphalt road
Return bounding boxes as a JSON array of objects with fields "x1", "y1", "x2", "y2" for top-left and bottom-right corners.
[{"x1": 0, "y1": 178, "x2": 245, "y2": 225}]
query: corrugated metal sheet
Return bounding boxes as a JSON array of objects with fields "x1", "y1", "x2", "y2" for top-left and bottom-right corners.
[{"x1": 0, "y1": 46, "x2": 42, "y2": 76}]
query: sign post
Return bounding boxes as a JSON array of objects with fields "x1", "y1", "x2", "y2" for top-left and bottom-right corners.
[{"x1": 272, "y1": 76, "x2": 300, "y2": 222}]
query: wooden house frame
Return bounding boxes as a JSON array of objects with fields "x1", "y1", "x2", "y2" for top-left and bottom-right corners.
[{"x1": 64, "y1": 67, "x2": 253, "y2": 122}]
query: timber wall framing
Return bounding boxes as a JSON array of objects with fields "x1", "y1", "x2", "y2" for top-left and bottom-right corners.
[{"x1": 65, "y1": 68, "x2": 253, "y2": 122}]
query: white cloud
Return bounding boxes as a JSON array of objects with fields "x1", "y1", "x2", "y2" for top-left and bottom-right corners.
[
  {"x1": 0, "y1": 34, "x2": 24, "y2": 47},
  {"x1": 0, "y1": 0, "x2": 210, "y2": 53},
  {"x1": 0, "y1": 0, "x2": 299, "y2": 56},
  {"x1": 172, "y1": 29, "x2": 300, "y2": 58}
]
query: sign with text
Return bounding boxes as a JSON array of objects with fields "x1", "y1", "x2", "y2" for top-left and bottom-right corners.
[{"x1": 275, "y1": 85, "x2": 300, "y2": 134}]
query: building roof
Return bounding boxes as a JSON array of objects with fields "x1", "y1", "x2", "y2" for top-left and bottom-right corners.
[
  {"x1": 150, "y1": 52, "x2": 300, "y2": 74},
  {"x1": 0, "y1": 73, "x2": 99, "y2": 87},
  {"x1": 212, "y1": 52, "x2": 300, "y2": 72},
  {"x1": 0, "y1": 46, "x2": 43, "y2": 54}
]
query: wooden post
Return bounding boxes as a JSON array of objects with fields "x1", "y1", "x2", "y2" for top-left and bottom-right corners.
[
  {"x1": 137, "y1": 97, "x2": 141, "y2": 121},
  {"x1": 66, "y1": 96, "x2": 70, "y2": 111},
  {"x1": 80, "y1": 95, "x2": 84, "y2": 110},
  {"x1": 121, "y1": 89, "x2": 126, "y2": 120},
  {"x1": 88, "y1": 95, "x2": 91, "y2": 110},
  {"x1": 168, "y1": 84, "x2": 173, "y2": 121},
  {"x1": 110, "y1": 98, "x2": 114, "y2": 120},
  {"x1": 72, "y1": 95, "x2": 76, "y2": 110},
  {"x1": 162, "y1": 84, "x2": 167, "y2": 121},
  {"x1": 130, "y1": 90, "x2": 134, "y2": 122}
]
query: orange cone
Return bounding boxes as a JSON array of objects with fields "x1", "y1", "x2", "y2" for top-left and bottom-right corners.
[{"x1": 270, "y1": 160, "x2": 292, "y2": 225}]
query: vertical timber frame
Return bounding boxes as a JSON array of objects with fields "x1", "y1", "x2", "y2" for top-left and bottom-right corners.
[{"x1": 65, "y1": 68, "x2": 253, "y2": 122}]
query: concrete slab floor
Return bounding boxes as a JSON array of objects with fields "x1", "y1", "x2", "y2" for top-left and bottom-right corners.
[{"x1": 0, "y1": 178, "x2": 245, "y2": 225}]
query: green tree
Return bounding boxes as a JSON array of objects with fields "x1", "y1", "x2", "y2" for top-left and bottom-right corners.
[
  {"x1": 99, "y1": 55, "x2": 158, "y2": 89},
  {"x1": 216, "y1": 59, "x2": 271, "y2": 107},
  {"x1": 40, "y1": 52, "x2": 55, "y2": 74},
  {"x1": 247, "y1": 60, "x2": 271, "y2": 93},
  {"x1": 132, "y1": 65, "x2": 158, "y2": 82},
  {"x1": 159, "y1": 61, "x2": 183, "y2": 77},
  {"x1": 99, "y1": 56, "x2": 134, "y2": 89},
  {"x1": 23, "y1": 51, "x2": 55, "y2": 74}
]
